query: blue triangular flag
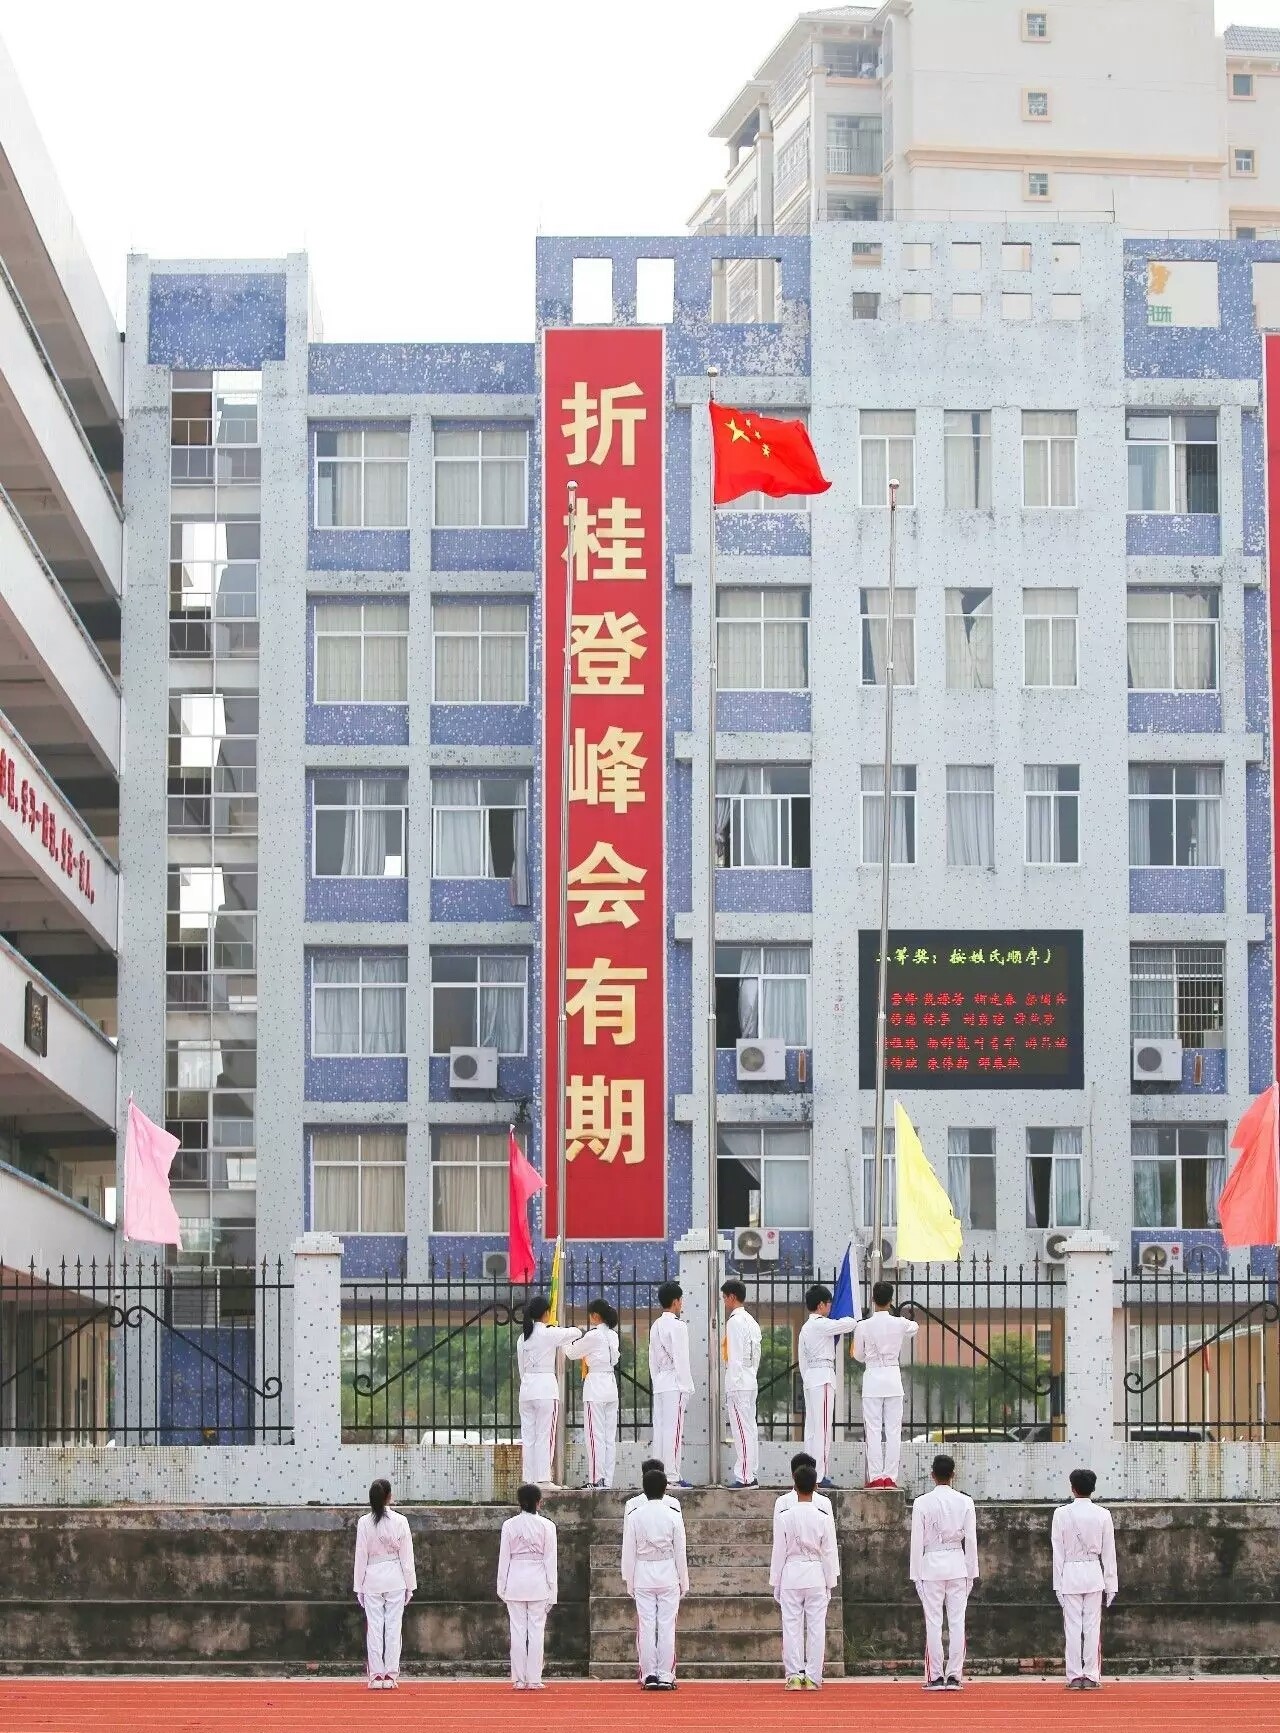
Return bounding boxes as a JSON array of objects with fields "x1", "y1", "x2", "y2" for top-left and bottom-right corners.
[{"x1": 831, "y1": 1243, "x2": 859, "y2": 1320}]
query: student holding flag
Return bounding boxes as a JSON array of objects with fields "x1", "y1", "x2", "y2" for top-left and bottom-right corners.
[
  {"x1": 563, "y1": 1298, "x2": 620, "y2": 1489},
  {"x1": 649, "y1": 1282, "x2": 695, "y2": 1487},
  {"x1": 853, "y1": 1281, "x2": 919, "y2": 1489},
  {"x1": 721, "y1": 1278, "x2": 762, "y2": 1488},
  {"x1": 798, "y1": 1281, "x2": 859, "y2": 1486},
  {"x1": 517, "y1": 1295, "x2": 582, "y2": 1490}
]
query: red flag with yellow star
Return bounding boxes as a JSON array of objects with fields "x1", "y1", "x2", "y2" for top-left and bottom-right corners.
[{"x1": 710, "y1": 403, "x2": 831, "y2": 505}]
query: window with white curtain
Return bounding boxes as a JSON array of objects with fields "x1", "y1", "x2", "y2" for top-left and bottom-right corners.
[
  {"x1": 946, "y1": 589, "x2": 994, "y2": 688},
  {"x1": 946, "y1": 1128, "x2": 997, "y2": 1230},
  {"x1": 1126, "y1": 413, "x2": 1219, "y2": 514},
  {"x1": 715, "y1": 765, "x2": 811, "y2": 867},
  {"x1": 861, "y1": 764, "x2": 916, "y2": 863},
  {"x1": 1130, "y1": 944, "x2": 1224, "y2": 1045},
  {"x1": 1023, "y1": 589, "x2": 1077, "y2": 687},
  {"x1": 314, "y1": 600, "x2": 409, "y2": 703},
  {"x1": 1126, "y1": 588, "x2": 1219, "y2": 691},
  {"x1": 717, "y1": 1125, "x2": 811, "y2": 1230},
  {"x1": 432, "y1": 427, "x2": 528, "y2": 527},
  {"x1": 860, "y1": 411, "x2": 916, "y2": 506},
  {"x1": 1022, "y1": 411, "x2": 1077, "y2": 507},
  {"x1": 311, "y1": 1130, "x2": 406, "y2": 1233},
  {"x1": 716, "y1": 589, "x2": 810, "y2": 689},
  {"x1": 943, "y1": 411, "x2": 992, "y2": 509},
  {"x1": 431, "y1": 602, "x2": 529, "y2": 703},
  {"x1": 315, "y1": 428, "x2": 409, "y2": 528},
  {"x1": 313, "y1": 776, "x2": 408, "y2": 877},
  {"x1": 860, "y1": 588, "x2": 916, "y2": 685},
  {"x1": 1128, "y1": 765, "x2": 1221, "y2": 866},
  {"x1": 1131, "y1": 1123, "x2": 1226, "y2": 1229},
  {"x1": 431, "y1": 776, "x2": 529, "y2": 900},
  {"x1": 862, "y1": 1126, "x2": 897, "y2": 1226},
  {"x1": 431, "y1": 1128, "x2": 511, "y2": 1233},
  {"x1": 1025, "y1": 1127, "x2": 1082, "y2": 1227},
  {"x1": 431, "y1": 954, "x2": 527, "y2": 1054},
  {"x1": 715, "y1": 945, "x2": 810, "y2": 1046},
  {"x1": 1025, "y1": 765, "x2": 1079, "y2": 864},
  {"x1": 312, "y1": 955, "x2": 408, "y2": 1055},
  {"x1": 946, "y1": 765, "x2": 995, "y2": 867},
  {"x1": 727, "y1": 415, "x2": 814, "y2": 510}
]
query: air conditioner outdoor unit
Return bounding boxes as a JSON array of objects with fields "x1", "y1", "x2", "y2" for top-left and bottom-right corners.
[
  {"x1": 1132, "y1": 1038, "x2": 1183, "y2": 1082},
  {"x1": 449, "y1": 1046, "x2": 498, "y2": 1089},
  {"x1": 860, "y1": 1231, "x2": 900, "y2": 1271},
  {"x1": 732, "y1": 1225, "x2": 781, "y2": 1262},
  {"x1": 736, "y1": 1037, "x2": 786, "y2": 1082},
  {"x1": 1042, "y1": 1229, "x2": 1071, "y2": 1264},
  {"x1": 1136, "y1": 1238, "x2": 1184, "y2": 1275},
  {"x1": 483, "y1": 1250, "x2": 511, "y2": 1281}
]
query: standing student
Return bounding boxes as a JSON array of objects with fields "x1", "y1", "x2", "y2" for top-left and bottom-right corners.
[
  {"x1": 622, "y1": 1466, "x2": 690, "y2": 1690},
  {"x1": 909, "y1": 1454, "x2": 979, "y2": 1691},
  {"x1": 625, "y1": 1459, "x2": 685, "y2": 1522},
  {"x1": 517, "y1": 1296, "x2": 582, "y2": 1489},
  {"x1": 797, "y1": 1284, "x2": 859, "y2": 1485},
  {"x1": 353, "y1": 1478, "x2": 416, "y2": 1690},
  {"x1": 563, "y1": 1297, "x2": 620, "y2": 1489},
  {"x1": 722, "y1": 1278, "x2": 762, "y2": 1488},
  {"x1": 649, "y1": 1282, "x2": 695, "y2": 1487},
  {"x1": 497, "y1": 1483, "x2": 559, "y2": 1690},
  {"x1": 770, "y1": 1462, "x2": 840, "y2": 1690},
  {"x1": 774, "y1": 1452, "x2": 833, "y2": 1519},
  {"x1": 852, "y1": 1281, "x2": 920, "y2": 1488},
  {"x1": 1052, "y1": 1469, "x2": 1118, "y2": 1692}
]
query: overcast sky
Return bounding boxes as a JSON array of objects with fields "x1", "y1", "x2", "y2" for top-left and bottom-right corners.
[{"x1": 2, "y1": 0, "x2": 1278, "y2": 342}]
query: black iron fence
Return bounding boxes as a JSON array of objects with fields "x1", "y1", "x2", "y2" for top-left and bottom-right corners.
[{"x1": 0, "y1": 1260, "x2": 290, "y2": 1445}]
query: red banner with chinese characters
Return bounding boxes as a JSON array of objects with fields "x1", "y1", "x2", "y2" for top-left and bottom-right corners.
[
  {"x1": 1266, "y1": 334, "x2": 1280, "y2": 1071},
  {"x1": 542, "y1": 327, "x2": 666, "y2": 1239}
]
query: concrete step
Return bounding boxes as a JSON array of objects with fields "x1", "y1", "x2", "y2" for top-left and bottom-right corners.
[
  {"x1": 591, "y1": 1566, "x2": 777, "y2": 1596},
  {"x1": 590, "y1": 1622, "x2": 843, "y2": 1666},
  {"x1": 590, "y1": 1662, "x2": 846, "y2": 1680}
]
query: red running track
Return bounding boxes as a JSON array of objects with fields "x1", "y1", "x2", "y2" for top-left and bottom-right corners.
[{"x1": 1, "y1": 1679, "x2": 1279, "y2": 1733}]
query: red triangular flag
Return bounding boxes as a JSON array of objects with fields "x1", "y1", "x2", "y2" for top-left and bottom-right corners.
[
  {"x1": 710, "y1": 403, "x2": 831, "y2": 505},
  {"x1": 507, "y1": 1128, "x2": 543, "y2": 1284},
  {"x1": 1218, "y1": 1083, "x2": 1280, "y2": 1248}
]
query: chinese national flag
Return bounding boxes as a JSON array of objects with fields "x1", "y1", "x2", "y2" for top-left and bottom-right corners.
[
  {"x1": 1219, "y1": 1083, "x2": 1280, "y2": 1248},
  {"x1": 710, "y1": 403, "x2": 832, "y2": 505}
]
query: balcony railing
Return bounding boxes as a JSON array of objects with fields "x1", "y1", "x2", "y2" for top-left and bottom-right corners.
[{"x1": 827, "y1": 142, "x2": 883, "y2": 177}]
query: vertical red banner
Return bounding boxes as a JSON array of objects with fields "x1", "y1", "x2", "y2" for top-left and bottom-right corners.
[
  {"x1": 1266, "y1": 335, "x2": 1280, "y2": 1072},
  {"x1": 542, "y1": 327, "x2": 667, "y2": 1239}
]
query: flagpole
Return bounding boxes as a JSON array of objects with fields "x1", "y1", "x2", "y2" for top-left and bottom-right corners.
[
  {"x1": 553, "y1": 477, "x2": 578, "y2": 1484},
  {"x1": 706, "y1": 368, "x2": 723, "y2": 1486},
  {"x1": 871, "y1": 479, "x2": 901, "y2": 1289}
]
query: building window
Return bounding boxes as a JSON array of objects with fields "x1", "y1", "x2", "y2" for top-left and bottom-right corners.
[
  {"x1": 1236, "y1": 224, "x2": 1258, "y2": 240},
  {"x1": 312, "y1": 955, "x2": 408, "y2": 1056},
  {"x1": 946, "y1": 766, "x2": 995, "y2": 868},
  {"x1": 946, "y1": 1129, "x2": 997, "y2": 1230},
  {"x1": 167, "y1": 692, "x2": 258, "y2": 837},
  {"x1": 1126, "y1": 587, "x2": 1218, "y2": 691},
  {"x1": 902, "y1": 293, "x2": 933, "y2": 322},
  {"x1": 952, "y1": 293, "x2": 983, "y2": 320},
  {"x1": 169, "y1": 517, "x2": 260, "y2": 659},
  {"x1": 715, "y1": 945, "x2": 810, "y2": 1047},
  {"x1": 1132, "y1": 1124, "x2": 1225, "y2": 1229},
  {"x1": 717, "y1": 1125, "x2": 811, "y2": 1230},
  {"x1": 944, "y1": 411, "x2": 992, "y2": 509},
  {"x1": 860, "y1": 411, "x2": 916, "y2": 506},
  {"x1": 1025, "y1": 764, "x2": 1079, "y2": 864},
  {"x1": 1051, "y1": 294, "x2": 1082, "y2": 320},
  {"x1": 1026, "y1": 1128, "x2": 1083, "y2": 1228},
  {"x1": 1052, "y1": 243, "x2": 1081, "y2": 273},
  {"x1": 1234, "y1": 148, "x2": 1257, "y2": 176},
  {"x1": 315, "y1": 428, "x2": 409, "y2": 528},
  {"x1": 314, "y1": 600, "x2": 409, "y2": 703},
  {"x1": 826, "y1": 114, "x2": 883, "y2": 177},
  {"x1": 851, "y1": 291, "x2": 881, "y2": 320},
  {"x1": 1022, "y1": 411, "x2": 1077, "y2": 507},
  {"x1": 715, "y1": 765, "x2": 811, "y2": 868},
  {"x1": 432, "y1": 1128, "x2": 511, "y2": 1233},
  {"x1": 431, "y1": 955, "x2": 527, "y2": 1054},
  {"x1": 166, "y1": 866, "x2": 258, "y2": 1015},
  {"x1": 1027, "y1": 172, "x2": 1051, "y2": 200},
  {"x1": 170, "y1": 370, "x2": 261, "y2": 484},
  {"x1": 313, "y1": 776, "x2": 408, "y2": 878},
  {"x1": 1003, "y1": 292, "x2": 1033, "y2": 320},
  {"x1": 902, "y1": 242, "x2": 932, "y2": 269},
  {"x1": 1023, "y1": 10, "x2": 1049, "y2": 39},
  {"x1": 1003, "y1": 242, "x2": 1033, "y2": 271},
  {"x1": 432, "y1": 427, "x2": 529, "y2": 527},
  {"x1": 1024, "y1": 89, "x2": 1050, "y2": 119},
  {"x1": 862, "y1": 1127, "x2": 897, "y2": 1226},
  {"x1": 431, "y1": 601, "x2": 529, "y2": 703},
  {"x1": 1128, "y1": 765, "x2": 1221, "y2": 867},
  {"x1": 860, "y1": 588, "x2": 916, "y2": 685},
  {"x1": 716, "y1": 589, "x2": 810, "y2": 690},
  {"x1": 861, "y1": 764, "x2": 916, "y2": 864},
  {"x1": 431, "y1": 775, "x2": 529, "y2": 887},
  {"x1": 945, "y1": 589, "x2": 994, "y2": 689},
  {"x1": 952, "y1": 242, "x2": 982, "y2": 271},
  {"x1": 1232, "y1": 73, "x2": 1255, "y2": 99},
  {"x1": 311, "y1": 1131, "x2": 406, "y2": 1234},
  {"x1": 1126, "y1": 413, "x2": 1219, "y2": 514},
  {"x1": 1130, "y1": 944, "x2": 1224, "y2": 1047},
  {"x1": 1023, "y1": 589, "x2": 1078, "y2": 686}
]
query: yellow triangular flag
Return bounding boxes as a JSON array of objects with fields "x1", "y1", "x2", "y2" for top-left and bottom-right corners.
[
  {"x1": 894, "y1": 1099, "x2": 963, "y2": 1263},
  {"x1": 546, "y1": 1239, "x2": 562, "y2": 1325}
]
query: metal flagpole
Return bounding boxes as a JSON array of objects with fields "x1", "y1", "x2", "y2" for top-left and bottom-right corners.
[
  {"x1": 706, "y1": 369, "x2": 723, "y2": 1486},
  {"x1": 553, "y1": 477, "x2": 578, "y2": 1485},
  {"x1": 870, "y1": 479, "x2": 901, "y2": 1289}
]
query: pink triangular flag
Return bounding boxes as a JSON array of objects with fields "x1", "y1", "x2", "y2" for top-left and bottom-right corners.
[
  {"x1": 1219, "y1": 1082, "x2": 1280, "y2": 1248},
  {"x1": 122, "y1": 1098, "x2": 184, "y2": 1247},
  {"x1": 507, "y1": 1127, "x2": 543, "y2": 1284}
]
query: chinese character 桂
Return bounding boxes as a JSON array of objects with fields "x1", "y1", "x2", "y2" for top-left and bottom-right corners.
[
  {"x1": 561, "y1": 380, "x2": 647, "y2": 467},
  {"x1": 570, "y1": 612, "x2": 648, "y2": 693},
  {"x1": 566, "y1": 956, "x2": 649, "y2": 1045},
  {"x1": 567, "y1": 840, "x2": 647, "y2": 928},
  {"x1": 565, "y1": 1075, "x2": 645, "y2": 1165},
  {"x1": 567, "y1": 495, "x2": 647, "y2": 582}
]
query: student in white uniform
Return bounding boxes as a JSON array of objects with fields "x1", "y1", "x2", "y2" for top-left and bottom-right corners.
[
  {"x1": 622, "y1": 1466, "x2": 689, "y2": 1689},
  {"x1": 721, "y1": 1278, "x2": 762, "y2": 1488},
  {"x1": 852, "y1": 1280, "x2": 920, "y2": 1488},
  {"x1": 353, "y1": 1478, "x2": 416, "y2": 1690},
  {"x1": 497, "y1": 1483, "x2": 559, "y2": 1690},
  {"x1": 563, "y1": 1297, "x2": 620, "y2": 1488},
  {"x1": 909, "y1": 1454, "x2": 979, "y2": 1691},
  {"x1": 1052, "y1": 1468, "x2": 1118, "y2": 1692},
  {"x1": 770, "y1": 1462, "x2": 840, "y2": 1690},
  {"x1": 797, "y1": 1283, "x2": 859, "y2": 1486},
  {"x1": 625, "y1": 1459, "x2": 685, "y2": 1522},
  {"x1": 517, "y1": 1295, "x2": 582, "y2": 1489},
  {"x1": 649, "y1": 1282, "x2": 695, "y2": 1487},
  {"x1": 774, "y1": 1451, "x2": 833, "y2": 1520}
]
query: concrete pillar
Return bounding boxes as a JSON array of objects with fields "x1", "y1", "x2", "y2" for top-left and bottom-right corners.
[
  {"x1": 292, "y1": 1233, "x2": 343, "y2": 1455},
  {"x1": 675, "y1": 1232, "x2": 726, "y2": 1484},
  {"x1": 1062, "y1": 1233, "x2": 1118, "y2": 1454},
  {"x1": 755, "y1": 100, "x2": 777, "y2": 320}
]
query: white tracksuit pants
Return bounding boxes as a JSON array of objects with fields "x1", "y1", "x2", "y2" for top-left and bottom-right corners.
[
  {"x1": 726, "y1": 1387, "x2": 759, "y2": 1484},
  {"x1": 634, "y1": 1584, "x2": 680, "y2": 1683},
  {"x1": 802, "y1": 1379, "x2": 835, "y2": 1480},
  {"x1": 652, "y1": 1390, "x2": 686, "y2": 1480},
  {"x1": 364, "y1": 1588, "x2": 406, "y2": 1679},
  {"x1": 520, "y1": 1395, "x2": 558, "y2": 1485},
  {"x1": 506, "y1": 1597, "x2": 551, "y2": 1686},
  {"x1": 584, "y1": 1396, "x2": 618, "y2": 1488},
  {"x1": 862, "y1": 1391, "x2": 904, "y2": 1483},
  {"x1": 779, "y1": 1585, "x2": 830, "y2": 1684},
  {"x1": 1061, "y1": 1590, "x2": 1104, "y2": 1683},
  {"x1": 916, "y1": 1577, "x2": 970, "y2": 1683}
]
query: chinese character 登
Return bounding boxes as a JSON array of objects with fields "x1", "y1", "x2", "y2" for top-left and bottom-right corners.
[{"x1": 570, "y1": 612, "x2": 648, "y2": 693}]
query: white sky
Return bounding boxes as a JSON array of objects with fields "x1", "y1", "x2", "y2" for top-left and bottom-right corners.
[{"x1": 1, "y1": 0, "x2": 1279, "y2": 343}]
